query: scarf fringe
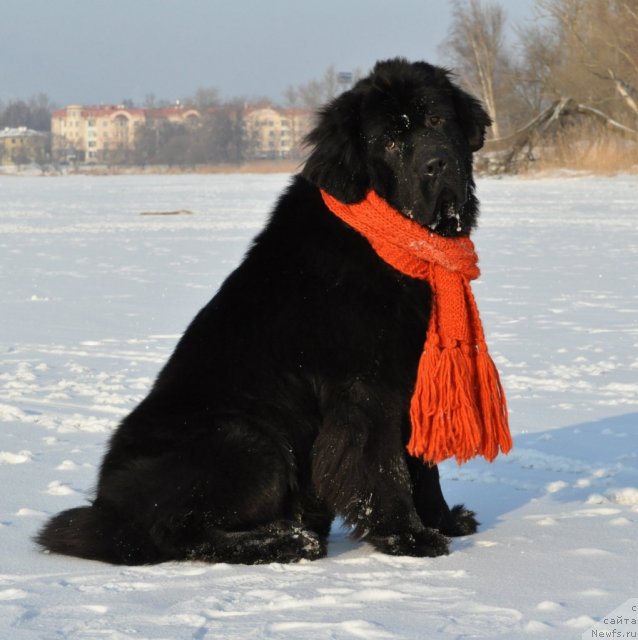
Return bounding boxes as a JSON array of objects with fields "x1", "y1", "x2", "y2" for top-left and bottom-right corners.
[
  {"x1": 408, "y1": 340, "x2": 479, "y2": 465},
  {"x1": 476, "y1": 349, "x2": 512, "y2": 462},
  {"x1": 407, "y1": 341, "x2": 512, "y2": 465}
]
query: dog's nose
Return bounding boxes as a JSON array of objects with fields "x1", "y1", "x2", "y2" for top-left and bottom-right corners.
[{"x1": 425, "y1": 156, "x2": 447, "y2": 177}]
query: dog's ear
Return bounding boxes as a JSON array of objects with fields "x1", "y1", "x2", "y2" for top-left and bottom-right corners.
[
  {"x1": 301, "y1": 88, "x2": 369, "y2": 203},
  {"x1": 449, "y1": 84, "x2": 492, "y2": 152}
]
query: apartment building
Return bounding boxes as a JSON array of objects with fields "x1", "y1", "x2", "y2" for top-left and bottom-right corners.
[
  {"x1": 51, "y1": 104, "x2": 201, "y2": 162},
  {"x1": 242, "y1": 104, "x2": 313, "y2": 159},
  {"x1": 0, "y1": 127, "x2": 46, "y2": 165},
  {"x1": 52, "y1": 102, "x2": 314, "y2": 163}
]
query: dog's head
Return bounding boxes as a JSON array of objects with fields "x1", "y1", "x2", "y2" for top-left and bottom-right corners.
[{"x1": 302, "y1": 58, "x2": 491, "y2": 236}]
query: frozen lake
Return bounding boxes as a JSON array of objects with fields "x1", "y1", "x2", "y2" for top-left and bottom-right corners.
[{"x1": 1, "y1": 173, "x2": 637, "y2": 639}]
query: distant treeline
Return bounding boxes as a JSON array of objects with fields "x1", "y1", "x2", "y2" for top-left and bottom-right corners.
[{"x1": 0, "y1": 94, "x2": 54, "y2": 132}]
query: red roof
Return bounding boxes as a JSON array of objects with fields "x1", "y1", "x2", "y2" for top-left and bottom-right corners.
[
  {"x1": 51, "y1": 104, "x2": 311, "y2": 121},
  {"x1": 52, "y1": 105, "x2": 198, "y2": 120}
]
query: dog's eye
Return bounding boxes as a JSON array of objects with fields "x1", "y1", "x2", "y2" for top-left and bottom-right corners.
[
  {"x1": 427, "y1": 115, "x2": 443, "y2": 127},
  {"x1": 385, "y1": 139, "x2": 398, "y2": 151}
]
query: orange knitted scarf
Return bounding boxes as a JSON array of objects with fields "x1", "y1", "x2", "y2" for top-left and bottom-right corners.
[{"x1": 321, "y1": 189, "x2": 512, "y2": 465}]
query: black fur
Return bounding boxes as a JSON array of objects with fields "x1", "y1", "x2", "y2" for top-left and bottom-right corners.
[{"x1": 37, "y1": 58, "x2": 490, "y2": 565}]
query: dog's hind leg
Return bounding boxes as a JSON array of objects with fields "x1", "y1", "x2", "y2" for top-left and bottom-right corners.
[
  {"x1": 91, "y1": 419, "x2": 327, "y2": 564},
  {"x1": 139, "y1": 466, "x2": 328, "y2": 564},
  {"x1": 155, "y1": 518, "x2": 326, "y2": 564}
]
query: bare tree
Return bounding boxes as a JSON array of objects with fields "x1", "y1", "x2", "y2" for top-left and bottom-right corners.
[
  {"x1": 0, "y1": 94, "x2": 55, "y2": 132},
  {"x1": 0, "y1": 100, "x2": 31, "y2": 128},
  {"x1": 32, "y1": 134, "x2": 51, "y2": 173},
  {"x1": 186, "y1": 87, "x2": 220, "y2": 110},
  {"x1": 441, "y1": 0, "x2": 510, "y2": 138},
  {"x1": 28, "y1": 94, "x2": 56, "y2": 131},
  {"x1": 514, "y1": 21, "x2": 562, "y2": 114},
  {"x1": 529, "y1": 0, "x2": 638, "y2": 125},
  {"x1": 283, "y1": 86, "x2": 299, "y2": 108},
  {"x1": 143, "y1": 93, "x2": 157, "y2": 108},
  {"x1": 288, "y1": 65, "x2": 342, "y2": 111}
]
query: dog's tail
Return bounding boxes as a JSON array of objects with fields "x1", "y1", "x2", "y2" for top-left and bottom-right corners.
[{"x1": 35, "y1": 504, "x2": 163, "y2": 565}]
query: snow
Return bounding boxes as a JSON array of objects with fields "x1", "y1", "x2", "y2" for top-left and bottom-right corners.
[{"x1": 1, "y1": 172, "x2": 637, "y2": 639}]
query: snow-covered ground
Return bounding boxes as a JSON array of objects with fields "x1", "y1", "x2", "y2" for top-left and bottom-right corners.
[{"x1": 1, "y1": 173, "x2": 637, "y2": 639}]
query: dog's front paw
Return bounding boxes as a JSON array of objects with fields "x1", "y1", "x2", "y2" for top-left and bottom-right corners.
[
  {"x1": 369, "y1": 528, "x2": 449, "y2": 558},
  {"x1": 439, "y1": 504, "x2": 479, "y2": 537}
]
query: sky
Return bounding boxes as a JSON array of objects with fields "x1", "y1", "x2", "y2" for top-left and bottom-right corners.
[{"x1": 1, "y1": 0, "x2": 536, "y2": 107}]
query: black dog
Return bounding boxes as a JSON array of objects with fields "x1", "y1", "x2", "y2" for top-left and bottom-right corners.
[{"x1": 37, "y1": 58, "x2": 491, "y2": 565}]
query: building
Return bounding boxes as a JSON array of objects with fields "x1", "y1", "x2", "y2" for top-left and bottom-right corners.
[
  {"x1": 51, "y1": 104, "x2": 201, "y2": 163},
  {"x1": 0, "y1": 127, "x2": 46, "y2": 166},
  {"x1": 51, "y1": 102, "x2": 314, "y2": 163},
  {"x1": 242, "y1": 103, "x2": 313, "y2": 159}
]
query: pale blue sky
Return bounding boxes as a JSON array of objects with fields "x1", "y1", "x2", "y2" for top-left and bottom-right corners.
[{"x1": 1, "y1": 0, "x2": 536, "y2": 106}]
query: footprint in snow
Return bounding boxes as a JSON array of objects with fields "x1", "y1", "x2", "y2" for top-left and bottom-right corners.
[{"x1": 0, "y1": 450, "x2": 32, "y2": 464}]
